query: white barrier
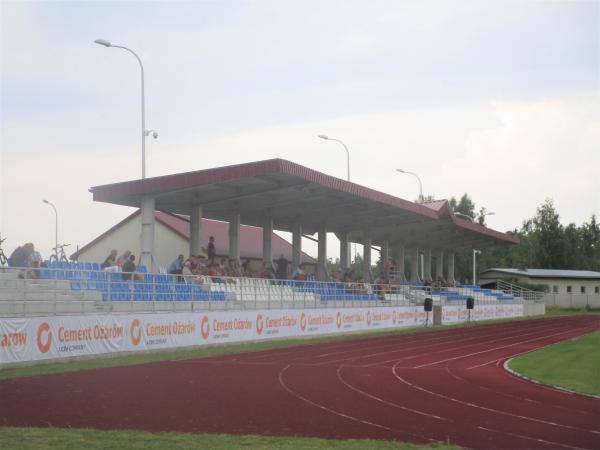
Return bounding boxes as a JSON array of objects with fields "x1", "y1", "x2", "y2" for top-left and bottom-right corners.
[{"x1": 0, "y1": 304, "x2": 523, "y2": 365}]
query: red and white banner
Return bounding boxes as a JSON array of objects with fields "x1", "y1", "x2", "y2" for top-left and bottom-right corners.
[{"x1": 0, "y1": 304, "x2": 522, "y2": 365}]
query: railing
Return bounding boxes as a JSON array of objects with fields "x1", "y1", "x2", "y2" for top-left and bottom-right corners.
[
  {"x1": 496, "y1": 280, "x2": 545, "y2": 302},
  {"x1": 0, "y1": 266, "x2": 522, "y2": 316}
]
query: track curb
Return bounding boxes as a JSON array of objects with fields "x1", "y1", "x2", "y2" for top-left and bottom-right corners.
[{"x1": 503, "y1": 358, "x2": 600, "y2": 399}]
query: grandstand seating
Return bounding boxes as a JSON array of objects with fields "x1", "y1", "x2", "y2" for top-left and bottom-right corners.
[{"x1": 0, "y1": 261, "x2": 519, "y2": 317}]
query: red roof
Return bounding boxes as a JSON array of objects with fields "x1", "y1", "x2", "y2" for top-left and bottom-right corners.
[
  {"x1": 71, "y1": 210, "x2": 315, "y2": 263},
  {"x1": 89, "y1": 158, "x2": 518, "y2": 248}
]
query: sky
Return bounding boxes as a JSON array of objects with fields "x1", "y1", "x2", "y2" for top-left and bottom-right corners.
[{"x1": 1, "y1": 0, "x2": 599, "y2": 261}]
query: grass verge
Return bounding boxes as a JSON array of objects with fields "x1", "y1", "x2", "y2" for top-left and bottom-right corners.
[
  {"x1": 508, "y1": 330, "x2": 600, "y2": 396},
  {"x1": 0, "y1": 427, "x2": 460, "y2": 450}
]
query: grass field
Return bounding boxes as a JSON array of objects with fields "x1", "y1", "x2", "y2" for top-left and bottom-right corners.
[
  {"x1": 508, "y1": 330, "x2": 600, "y2": 396},
  {"x1": 0, "y1": 427, "x2": 460, "y2": 450}
]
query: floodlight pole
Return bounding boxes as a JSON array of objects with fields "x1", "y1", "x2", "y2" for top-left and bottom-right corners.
[
  {"x1": 42, "y1": 199, "x2": 58, "y2": 255},
  {"x1": 318, "y1": 135, "x2": 350, "y2": 181},
  {"x1": 396, "y1": 169, "x2": 423, "y2": 202},
  {"x1": 94, "y1": 39, "x2": 147, "y2": 179}
]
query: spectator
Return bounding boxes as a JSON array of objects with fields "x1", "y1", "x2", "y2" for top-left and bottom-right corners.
[
  {"x1": 241, "y1": 259, "x2": 250, "y2": 275},
  {"x1": 207, "y1": 236, "x2": 216, "y2": 264},
  {"x1": 102, "y1": 256, "x2": 119, "y2": 272},
  {"x1": 9, "y1": 244, "x2": 30, "y2": 268},
  {"x1": 116, "y1": 250, "x2": 131, "y2": 268},
  {"x1": 25, "y1": 245, "x2": 42, "y2": 279},
  {"x1": 275, "y1": 254, "x2": 289, "y2": 280},
  {"x1": 169, "y1": 254, "x2": 184, "y2": 274},
  {"x1": 121, "y1": 254, "x2": 142, "y2": 281},
  {"x1": 101, "y1": 250, "x2": 118, "y2": 269},
  {"x1": 292, "y1": 265, "x2": 305, "y2": 281}
]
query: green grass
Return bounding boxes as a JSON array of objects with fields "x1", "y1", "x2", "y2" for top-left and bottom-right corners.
[
  {"x1": 508, "y1": 331, "x2": 600, "y2": 396},
  {"x1": 0, "y1": 427, "x2": 460, "y2": 450}
]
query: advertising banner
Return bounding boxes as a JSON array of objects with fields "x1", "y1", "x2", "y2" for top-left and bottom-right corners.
[{"x1": 0, "y1": 304, "x2": 523, "y2": 365}]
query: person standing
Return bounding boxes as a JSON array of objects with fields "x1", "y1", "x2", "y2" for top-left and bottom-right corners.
[
  {"x1": 275, "y1": 254, "x2": 289, "y2": 280},
  {"x1": 207, "y1": 236, "x2": 216, "y2": 264}
]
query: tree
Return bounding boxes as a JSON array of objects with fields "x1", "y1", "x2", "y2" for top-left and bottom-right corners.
[{"x1": 449, "y1": 193, "x2": 476, "y2": 220}]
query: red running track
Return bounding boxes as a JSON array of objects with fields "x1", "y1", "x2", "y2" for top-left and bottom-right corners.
[{"x1": 1, "y1": 315, "x2": 599, "y2": 449}]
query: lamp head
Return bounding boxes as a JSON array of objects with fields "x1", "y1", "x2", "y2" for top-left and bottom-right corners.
[
  {"x1": 317, "y1": 134, "x2": 329, "y2": 140},
  {"x1": 396, "y1": 169, "x2": 406, "y2": 173},
  {"x1": 94, "y1": 39, "x2": 111, "y2": 47},
  {"x1": 42, "y1": 199, "x2": 49, "y2": 204}
]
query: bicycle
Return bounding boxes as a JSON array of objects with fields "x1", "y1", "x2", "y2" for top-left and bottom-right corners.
[
  {"x1": 49, "y1": 243, "x2": 70, "y2": 263},
  {"x1": 0, "y1": 235, "x2": 7, "y2": 266}
]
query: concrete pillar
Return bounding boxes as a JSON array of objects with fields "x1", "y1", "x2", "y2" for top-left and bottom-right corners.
[
  {"x1": 262, "y1": 216, "x2": 273, "y2": 265},
  {"x1": 363, "y1": 235, "x2": 372, "y2": 283},
  {"x1": 317, "y1": 226, "x2": 327, "y2": 281},
  {"x1": 423, "y1": 249, "x2": 432, "y2": 281},
  {"x1": 435, "y1": 250, "x2": 444, "y2": 280},
  {"x1": 292, "y1": 222, "x2": 302, "y2": 269},
  {"x1": 381, "y1": 241, "x2": 390, "y2": 262},
  {"x1": 190, "y1": 205, "x2": 203, "y2": 257},
  {"x1": 409, "y1": 247, "x2": 420, "y2": 283},
  {"x1": 447, "y1": 252, "x2": 455, "y2": 284},
  {"x1": 339, "y1": 231, "x2": 350, "y2": 270},
  {"x1": 228, "y1": 212, "x2": 240, "y2": 260},
  {"x1": 140, "y1": 197, "x2": 155, "y2": 271},
  {"x1": 393, "y1": 245, "x2": 406, "y2": 282}
]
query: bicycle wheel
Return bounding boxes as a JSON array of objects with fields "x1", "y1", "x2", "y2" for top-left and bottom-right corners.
[
  {"x1": 60, "y1": 255, "x2": 69, "y2": 263},
  {"x1": 49, "y1": 254, "x2": 57, "y2": 264}
]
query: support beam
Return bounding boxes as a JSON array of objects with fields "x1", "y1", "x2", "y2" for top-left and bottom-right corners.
[
  {"x1": 229, "y1": 212, "x2": 240, "y2": 260},
  {"x1": 317, "y1": 226, "x2": 327, "y2": 281},
  {"x1": 262, "y1": 216, "x2": 273, "y2": 265},
  {"x1": 140, "y1": 197, "x2": 155, "y2": 271},
  {"x1": 339, "y1": 231, "x2": 350, "y2": 270},
  {"x1": 447, "y1": 252, "x2": 455, "y2": 284},
  {"x1": 381, "y1": 241, "x2": 390, "y2": 263},
  {"x1": 423, "y1": 248, "x2": 432, "y2": 281},
  {"x1": 363, "y1": 235, "x2": 372, "y2": 282},
  {"x1": 393, "y1": 245, "x2": 406, "y2": 282},
  {"x1": 409, "y1": 247, "x2": 420, "y2": 283},
  {"x1": 435, "y1": 250, "x2": 444, "y2": 280},
  {"x1": 190, "y1": 205, "x2": 203, "y2": 257},
  {"x1": 292, "y1": 222, "x2": 302, "y2": 270}
]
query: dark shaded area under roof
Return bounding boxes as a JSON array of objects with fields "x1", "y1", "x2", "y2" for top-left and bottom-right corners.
[{"x1": 90, "y1": 159, "x2": 518, "y2": 252}]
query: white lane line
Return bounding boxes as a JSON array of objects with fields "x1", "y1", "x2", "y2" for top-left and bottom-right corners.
[
  {"x1": 465, "y1": 326, "x2": 600, "y2": 371},
  {"x1": 412, "y1": 327, "x2": 579, "y2": 369},
  {"x1": 277, "y1": 364, "x2": 438, "y2": 444},
  {"x1": 393, "y1": 363, "x2": 600, "y2": 436},
  {"x1": 335, "y1": 365, "x2": 450, "y2": 422},
  {"x1": 477, "y1": 426, "x2": 591, "y2": 450}
]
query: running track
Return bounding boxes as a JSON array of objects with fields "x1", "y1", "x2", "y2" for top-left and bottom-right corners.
[{"x1": 1, "y1": 315, "x2": 599, "y2": 449}]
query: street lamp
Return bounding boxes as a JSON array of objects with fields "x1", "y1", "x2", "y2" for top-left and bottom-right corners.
[
  {"x1": 318, "y1": 135, "x2": 350, "y2": 181},
  {"x1": 42, "y1": 200, "x2": 58, "y2": 257},
  {"x1": 454, "y1": 211, "x2": 495, "y2": 223},
  {"x1": 94, "y1": 38, "x2": 156, "y2": 179},
  {"x1": 473, "y1": 249, "x2": 481, "y2": 285},
  {"x1": 396, "y1": 169, "x2": 423, "y2": 202}
]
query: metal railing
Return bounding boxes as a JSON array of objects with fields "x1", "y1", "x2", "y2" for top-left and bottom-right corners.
[
  {"x1": 496, "y1": 280, "x2": 544, "y2": 302},
  {"x1": 0, "y1": 266, "x2": 522, "y2": 316}
]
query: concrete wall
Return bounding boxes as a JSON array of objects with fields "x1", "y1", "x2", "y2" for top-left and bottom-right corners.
[
  {"x1": 481, "y1": 273, "x2": 600, "y2": 296},
  {"x1": 523, "y1": 301, "x2": 546, "y2": 316},
  {"x1": 76, "y1": 216, "x2": 188, "y2": 270},
  {"x1": 542, "y1": 294, "x2": 600, "y2": 309}
]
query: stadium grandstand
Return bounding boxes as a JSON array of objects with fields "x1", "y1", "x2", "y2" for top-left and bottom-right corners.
[{"x1": 0, "y1": 159, "x2": 540, "y2": 365}]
